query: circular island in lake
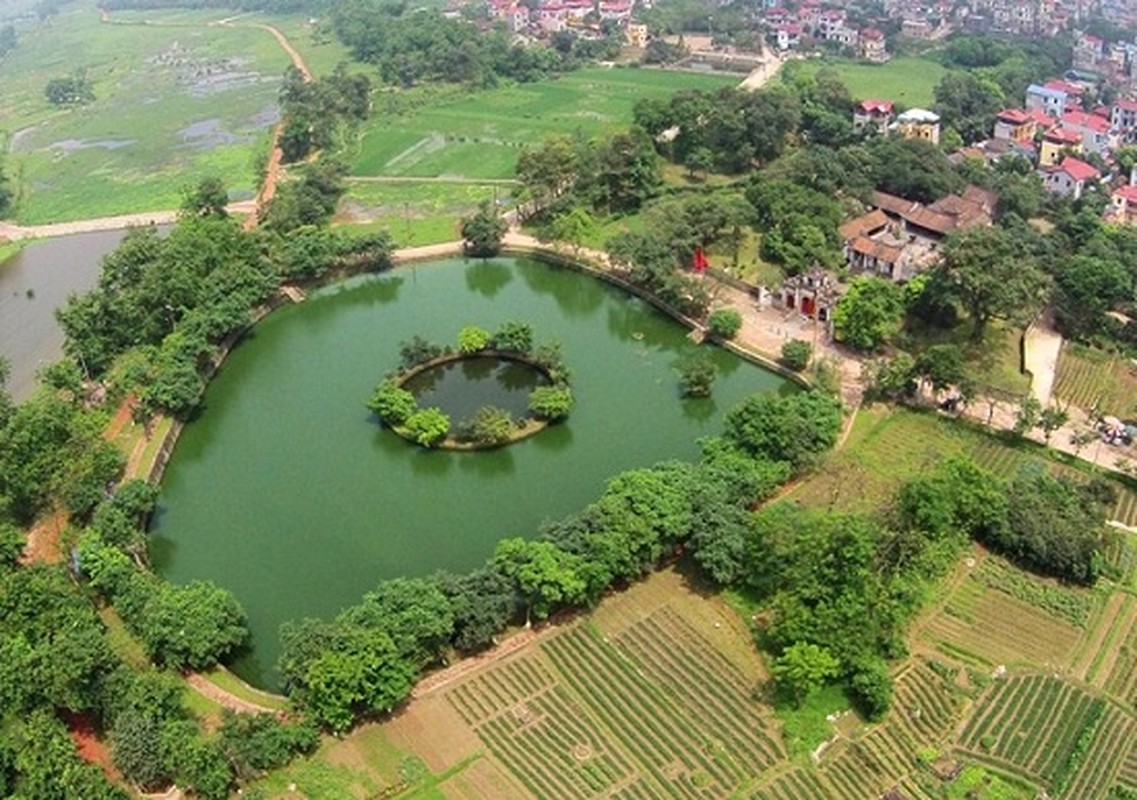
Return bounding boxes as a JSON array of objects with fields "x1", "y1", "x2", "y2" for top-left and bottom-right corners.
[{"x1": 367, "y1": 324, "x2": 574, "y2": 450}]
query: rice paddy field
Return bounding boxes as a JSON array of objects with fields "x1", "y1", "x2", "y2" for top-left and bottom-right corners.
[
  {"x1": 782, "y1": 56, "x2": 947, "y2": 107},
  {"x1": 349, "y1": 67, "x2": 740, "y2": 180},
  {"x1": 336, "y1": 179, "x2": 502, "y2": 247},
  {"x1": 0, "y1": 7, "x2": 292, "y2": 223}
]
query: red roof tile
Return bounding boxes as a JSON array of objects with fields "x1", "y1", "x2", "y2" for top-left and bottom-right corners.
[{"x1": 1057, "y1": 156, "x2": 1100, "y2": 182}]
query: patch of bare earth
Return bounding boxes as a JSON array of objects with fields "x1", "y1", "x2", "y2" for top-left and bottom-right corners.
[
  {"x1": 384, "y1": 694, "x2": 481, "y2": 773},
  {"x1": 437, "y1": 756, "x2": 532, "y2": 800}
]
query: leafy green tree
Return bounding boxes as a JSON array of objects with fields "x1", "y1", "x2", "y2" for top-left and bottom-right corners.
[
  {"x1": 677, "y1": 352, "x2": 716, "y2": 397},
  {"x1": 848, "y1": 656, "x2": 893, "y2": 720},
  {"x1": 707, "y1": 309, "x2": 743, "y2": 340},
  {"x1": 339, "y1": 576, "x2": 455, "y2": 664},
  {"x1": 833, "y1": 278, "x2": 905, "y2": 352},
  {"x1": 10, "y1": 710, "x2": 129, "y2": 800},
  {"x1": 771, "y1": 642, "x2": 841, "y2": 705},
  {"x1": 434, "y1": 568, "x2": 520, "y2": 652},
  {"x1": 219, "y1": 711, "x2": 318, "y2": 781},
  {"x1": 528, "y1": 386, "x2": 573, "y2": 421},
  {"x1": 457, "y1": 325, "x2": 491, "y2": 354},
  {"x1": 492, "y1": 538, "x2": 589, "y2": 622},
  {"x1": 724, "y1": 391, "x2": 843, "y2": 471},
  {"x1": 44, "y1": 70, "x2": 94, "y2": 105},
  {"x1": 933, "y1": 71, "x2": 1005, "y2": 143},
  {"x1": 180, "y1": 177, "x2": 229, "y2": 219},
  {"x1": 403, "y1": 407, "x2": 450, "y2": 447},
  {"x1": 367, "y1": 382, "x2": 417, "y2": 425},
  {"x1": 1039, "y1": 406, "x2": 1069, "y2": 445},
  {"x1": 780, "y1": 340, "x2": 812, "y2": 371},
  {"x1": 460, "y1": 202, "x2": 507, "y2": 258},
  {"x1": 302, "y1": 630, "x2": 416, "y2": 732},
  {"x1": 490, "y1": 321, "x2": 534, "y2": 353},
  {"x1": 139, "y1": 581, "x2": 248, "y2": 670},
  {"x1": 1013, "y1": 395, "x2": 1042, "y2": 437},
  {"x1": 913, "y1": 344, "x2": 965, "y2": 395},
  {"x1": 550, "y1": 207, "x2": 596, "y2": 254},
  {"x1": 398, "y1": 336, "x2": 445, "y2": 369},
  {"x1": 460, "y1": 406, "x2": 513, "y2": 445},
  {"x1": 936, "y1": 226, "x2": 1051, "y2": 340}
]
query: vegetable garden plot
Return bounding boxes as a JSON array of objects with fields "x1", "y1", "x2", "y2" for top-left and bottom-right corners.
[
  {"x1": 1056, "y1": 705, "x2": 1135, "y2": 800},
  {"x1": 750, "y1": 768, "x2": 827, "y2": 800},
  {"x1": 888, "y1": 661, "x2": 963, "y2": 745}
]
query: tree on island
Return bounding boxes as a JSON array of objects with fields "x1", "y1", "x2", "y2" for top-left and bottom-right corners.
[
  {"x1": 459, "y1": 406, "x2": 513, "y2": 446},
  {"x1": 528, "y1": 386, "x2": 573, "y2": 421},
  {"x1": 460, "y1": 202, "x2": 507, "y2": 258},
  {"x1": 367, "y1": 382, "x2": 417, "y2": 426},
  {"x1": 403, "y1": 408, "x2": 450, "y2": 447},
  {"x1": 677, "y1": 352, "x2": 716, "y2": 398}
]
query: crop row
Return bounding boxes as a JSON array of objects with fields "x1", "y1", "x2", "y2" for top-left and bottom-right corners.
[
  {"x1": 1119, "y1": 739, "x2": 1137, "y2": 789},
  {"x1": 965, "y1": 437, "x2": 1032, "y2": 479},
  {"x1": 750, "y1": 769, "x2": 827, "y2": 800},
  {"x1": 960, "y1": 675, "x2": 1103, "y2": 780},
  {"x1": 609, "y1": 777, "x2": 670, "y2": 800},
  {"x1": 1054, "y1": 348, "x2": 1123, "y2": 413},
  {"x1": 1057, "y1": 705, "x2": 1135, "y2": 800},
  {"x1": 817, "y1": 728, "x2": 915, "y2": 800},
  {"x1": 890, "y1": 661, "x2": 960, "y2": 744},
  {"x1": 477, "y1": 684, "x2": 632, "y2": 799},
  {"x1": 447, "y1": 653, "x2": 555, "y2": 726},
  {"x1": 545, "y1": 626, "x2": 751, "y2": 799},
  {"x1": 615, "y1": 611, "x2": 783, "y2": 767},
  {"x1": 1111, "y1": 492, "x2": 1137, "y2": 529},
  {"x1": 976, "y1": 558, "x2": 1096, "y2": 628},
  {"x1": 1105, "y1": 626, "x2": 1137, "y2": 706}
]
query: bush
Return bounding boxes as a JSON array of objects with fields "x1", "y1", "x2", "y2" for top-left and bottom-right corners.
[
  {"x1": 403, "y1": 408, "x2": 450, "y2": 447},
  {"x1": 457, "y1": 326, "x2": 491, "y2": 354},
  {"x1": 528, "y1": 386, "x2": 573, "y2": 421},
  {"x1": 707, "y1": 309, "x2": 743, "y2": 339},
  {"x1": 367, "y1": 382, "x2": 417, "y2": 425},
  {"x1": 780, "y1": 340, "x2": 812, "y2": 371},
  {"x1": 398, "y1": 336, "x2": 444, "y2": 369},
  {"x1": 490, "y1": 321, "x2": 534, "y2": 353},
  {"x1": 677, "y1": 353, "x2": 716, "y2": 398},
  {"x1": 458, "y1": 406, "x2": 513, "y2": 445}
]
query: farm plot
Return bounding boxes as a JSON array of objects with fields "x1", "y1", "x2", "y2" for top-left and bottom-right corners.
[
  {"x1": 543, "y1": 623, "x2": 784, "y2": 799},
  {"x1": 921, "y1": 582, "x2": 1082, "y2": 668},
  {"x1": 817, "y1": 726, "x2": 921, "y2": 800},
  {"x1": 1056, "y1": 704, "x2": 1135, "y2": 800},
  {"x1": 447, "y1": 653, "x2": 636, "y2": 799},
  {"x1": 1117, "y1": 741, "x2": 1137, "y2": 793},
  {"x1": 750, "y1": 769, "x2": 829, "y2": 799},
  {"x1": 350, "y1": 67, "x2": 738, "y2": 180},
  {"x1": 958, "y1": 675, "x2": 1106, "y2": 786},
  {"x1": 336, "y1": 181, "x2": 498, "y2": 247},
  {"x1": 1103, "y1": 608, "x2": 1137, "y2": 706},
  {"x1": 1054, "y1": 343, "x2": 1137, "y2": 416},
  {"x1": 888, "y1": 660, "x2": 963, "y2": 747},
  {"x1": 3, "y1": 8, "x2": 288, "y2": 222}
]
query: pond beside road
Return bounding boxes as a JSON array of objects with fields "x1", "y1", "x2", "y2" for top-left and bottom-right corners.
[{"x1": 0, "y1": 229, "x2": 136, "y2": 401}]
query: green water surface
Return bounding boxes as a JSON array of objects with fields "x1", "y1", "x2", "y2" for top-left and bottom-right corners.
[{"x1": 150, "y1": 256, "x2": 790, "y2": 687}]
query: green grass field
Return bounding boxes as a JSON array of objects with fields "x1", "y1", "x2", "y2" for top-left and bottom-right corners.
[
  {"x1": 784, "y1": 56, "x2": 946, "y2": 107},
  {"x1": 350, "y1": 67, "x2": 739, "y2": 180},
  {"x1": 338, "y1": 180, "x2": 501, "y2": 247},
  {"x1": 2, "y1": 8, "x2": 289, "y2": 223}
]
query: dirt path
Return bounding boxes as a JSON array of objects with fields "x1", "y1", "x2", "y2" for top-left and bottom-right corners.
[
  {"x1": 1024, "y1": 314, "x2": 1063, "y2": 406},
  {"x1": 412, "y1": 628, "x2": 543, "y2": 699},
  {"x1": 737, "y1": 44, "x2": 782, "y2": 91},
  {"x1": 184, "y1": 672, "x2": 279, "y2": 714}
]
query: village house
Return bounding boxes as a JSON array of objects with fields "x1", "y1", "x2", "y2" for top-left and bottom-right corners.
[
  {"x1": 1040, "y1": 155, "x2": 1100, "y2": 199},
  {"x1": 625, "y1": 21, "x2": 648, "y2": 47},
  {"x1": 775, "y1": 22, "x2": 803, "y2": 50},
  {"x1": 1039, "y1": 125, "x2": 1083, "y2": 165},
  {"x1": 1107, "y1": 184, "x2": 1137, "y2": 224},
  {"x1": 853, "y1": 99, "x2": 893, "y2": 136},
  {"x1": 1059, "y1": 109, "x2": 1117, "y2": 155},
  {"x1": 1026, "y1": 81, "x2": 1080, "y2": 117},
  {"x1": 1112, "y1": 98, "x2": 1137, "y2": 141},
  {"x1": 992, "y1": 107, "x2": 1051, "y2": 142},
  {"x1": 859, "y1": 27, "x2": 888, "y2": 62},
  {"x1": 900, "y1": 18, "x2": 933, "y2": 38},
  {"x1": 893, "y1": 108, "x2": 941, "y2": 145},
  {"x1": 1073, "y1": 32, "x2": 1106, "y2": 70}
]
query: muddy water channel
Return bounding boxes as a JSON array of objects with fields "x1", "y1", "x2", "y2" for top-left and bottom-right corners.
[
  {"x1": 150, "y1": 257, "x2": 792, "y2": 688},
  {"x1": 0, "y1": 229, "x2": 134, "y2": 400}
]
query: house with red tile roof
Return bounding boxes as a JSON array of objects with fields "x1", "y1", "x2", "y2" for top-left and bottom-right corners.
[
  {"x1": 853, "y1": 99, "x2": 893, "y2": 135},
  {"x1": 1060, "y1": 109, "x2": 1117, "y2": 155},
  {"x1": 1107, "y1": 184, "x2": 1137, "y2": 224},
  {"x1": 859, "y1": 27, "x2": 888, "y2": 62},
  {"x1": 1041, "y1": 156, "x2": 1100, "y2": 200}
]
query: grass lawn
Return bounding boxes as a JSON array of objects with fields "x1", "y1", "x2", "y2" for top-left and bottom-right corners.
[
  {"x1": 337, "y1": 180, "x2": 499, "y2": 247},
  {"x1": 2, "y1": 8, "x2": 289, "y2": 223},
  {"x1": 350, "y1": 66, "x2": 739, "y2": 180},
  {"x1": 243, "y1": 13, "x2": 361, "y2": 78},
  {"x1": 774, "y1": 684, "x2": 851, "y2": 758},
  {"x1": 902, "y1": 321, "x2": 1030, "y2": 397},
  {"x1": 783, "y1": 56, "x2": 946, "y2": 107}
]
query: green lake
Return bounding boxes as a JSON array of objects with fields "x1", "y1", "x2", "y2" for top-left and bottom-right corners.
[{"x1": 150, "y1": 256, "x2": 791, "y2": 688}]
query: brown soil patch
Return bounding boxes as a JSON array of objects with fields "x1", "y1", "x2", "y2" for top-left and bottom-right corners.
[
  {"x1": 63, "y1": 711, "x2": 121, "y2": 783},
  {"x1": 437, "y1": 756, "x2": 533, "y2": 800},
  {"x1": 384, "y1": 694, "x2": 480, "y2": 773}
]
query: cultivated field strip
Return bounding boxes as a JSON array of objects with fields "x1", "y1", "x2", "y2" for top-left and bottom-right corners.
[
  {"x1": 817, "y1": 727, "x2": 919, "y2": 800},
  {"x1": 447, "y1": 654, "x2": 635, "y2": 798},
  {"x1": 959, "y1": 675, "x2": 1105, "y2": 782},
  {"x1": 1118, "y1": 739, "x2": 1137, "y2": 791},
  {"x1": 544, "y1": 624, "x2": 780, "y2": 798},
  {"x1": 922, "y1": 589, "x2": 1081, "y2": 668},
  {"x1": 1111, "y1": 490, "x2": 1137, "y2": 529},
  {"x1": 749, "y1": 768, "x2": 827, "y2": 800},
  {"x1": 1104, "y1": 613, "x2": 1137, "y2": 706},
  {"x1": 613, "y1": 607, "x2": 783, "y2": 765},
  {"x1": 1058, "y1": 705, "x2": 1135, "y2": 800},
  {"x1": 889, "y1": 661, "x2": 962, "y2": 744}
]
